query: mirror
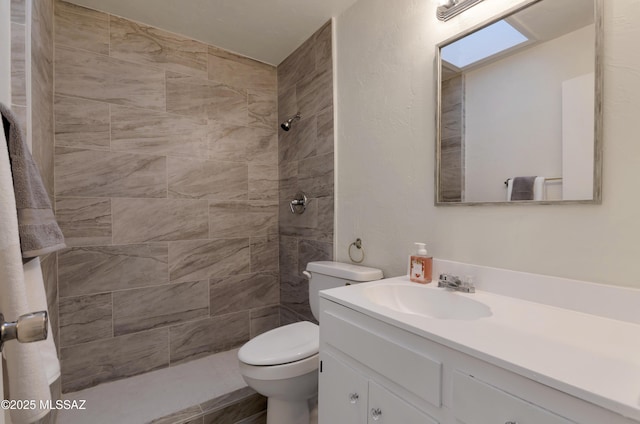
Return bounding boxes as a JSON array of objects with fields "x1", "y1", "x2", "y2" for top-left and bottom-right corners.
[{"x1": 436, "y1": 0, "x2": 602, "y2": 205}]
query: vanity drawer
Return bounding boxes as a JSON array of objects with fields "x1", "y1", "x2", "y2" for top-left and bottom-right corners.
[
  {"x1": 322, "y1": 310, "x2": 442, "y2": 408},
  {"x1": 453, "y1": 370, "x2": 575, "y2": 424}
]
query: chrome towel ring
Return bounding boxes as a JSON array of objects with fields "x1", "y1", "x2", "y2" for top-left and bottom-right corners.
[{"x1": 348, "y1": 238, "x2": 365, "y2": 263}]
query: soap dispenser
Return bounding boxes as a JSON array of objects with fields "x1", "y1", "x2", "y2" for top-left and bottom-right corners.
[{"x1": 409, "y1": 242, "x2": 432, "y2": 284}]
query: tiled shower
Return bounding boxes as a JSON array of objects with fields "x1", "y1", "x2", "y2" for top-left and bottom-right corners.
[{"x1": 10, "y1": 0, "x2": 334, "y2": 405}]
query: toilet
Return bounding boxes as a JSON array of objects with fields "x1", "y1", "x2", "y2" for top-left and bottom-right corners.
[{"x1": 238, "y1": 261, "x2": 383, "y2": 424}]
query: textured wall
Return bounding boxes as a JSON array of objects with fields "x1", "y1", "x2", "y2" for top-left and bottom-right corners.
[
  {"x1": 53, "y1": 0, "x2": 280, "y2": 392},
  {"x1": 336, "y1": 0, "x2": 640, "y2": 288},
  {"x1": 277, "y1": 21, "x2": 334, "y2": 323}
]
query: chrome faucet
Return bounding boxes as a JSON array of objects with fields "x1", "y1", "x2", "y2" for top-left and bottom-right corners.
[{"x1": 438, "y1": 274, "x2": 475, "y2": 293}]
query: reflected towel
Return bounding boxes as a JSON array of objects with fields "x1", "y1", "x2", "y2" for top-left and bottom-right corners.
[
  {"x1": 0, "y1": 122, "x2": 52, "y2": 423},
  {"x1": 507, "y1": 176, "x2": 547, "y2": 201},
  {"x1": 0, "y1": 102, "x2": 65, "y2": 258},
  {"x1": 510, "y1": 176, "x2": 536, "y2": 200}
]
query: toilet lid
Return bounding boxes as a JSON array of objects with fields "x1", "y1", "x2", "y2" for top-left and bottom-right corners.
[{"x1": 238, "y1": 321, "x2": 319, "y2": 366}]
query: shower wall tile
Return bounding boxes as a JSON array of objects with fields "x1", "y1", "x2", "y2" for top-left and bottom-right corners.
[
  {"x1": 297, "y1": 67, "x2": 333, "y2": 118},
  {"x1": 280, "y1": 275, "x2": 312, "y2": 322},
  {"x1": 54, "y1": 0, "x2": 109, "y2": 55},
  {"x1": 166, "y1": 72, "x2": 247, "y2": 125},
  {"x1": 297, "y1": 152, "x2": 334, "y2": 199},
  {"x1": 278, "y1": 161, "x2": 298, "y2": 202},
  {"x1": 249, "y1": 305, "x2": 280, "y2": 338},
  {"x1": 248, "y1": 163, "x2": 278, "y2": 201},
  {"x1": 55, "y1": 197, "x2": 112, "y2": 247},
  {"x1": 277, "y1": 36, "x2": 315, "y2": 94},
  {"x1": 110, "y1": 106, "x2": 208, "y2": 158},
  {"x1": 58, "y1": 244, "x2": 169, "y2": 297},
  {"x1": 207, "y1": 46, "x2": 276, "y2": 90},
  {"x1": 316, "y1": 106, "x2": 335, "y2": 155},
  {"x1": 209, "y1": 272, "x2": 279, "y2": 317},
  {"x1": 168, "y1": 157, "x2": 248, "y2": 200},
  {"x1": 169, "y1": 312, "x2": 250, "y2": 364},
  {"x1": 110, "y1": 16, "x2": 208, "y2": 79},
  {"x1": 298, "y1": 239, "x2": 333, "y2": 275},
  {"x1": 55, "y1": 147, "x2": 167, "y2": 198},
  {"x1": 111, "y1": 198, "x2": 209, "y2": 244},
  {"x1": 168, "y1": 238, "x2": 250, "y2": 283},
  {"x1": 247, "y1": 88, "x2": 277, "y2": 130},
  {"x1": 11, "y1": 22, "x2": 26, "y2": 106},
  {"x1": 59, "y1": 293, "x2": 112, "y2": 347},
  {"x1": 209, "y1": 123, "x2": 277, "y2": 165},
  {"x1": 55, "y1": 45, "x2": 165, "y2": 110},
  {"x1": 250, "y1": 236, "x2": 279, "y2": 273},
  {"x1": 315, "y1": 21, "x2": 332, "y2": 72},
  {"x1": 277, "y1": 85, "x2": 297, "y2": 125},
  {"x1": 113, "y1": 281, "x2": 209, "y2": 336},
  {"x1": 41, "y1": 253, "x2": 59, "y2": 350},
  {"x1": 54, "y1": 96, "x2": 110, "y2": 149},
  {"x1": 278, "y1": 236, "x2": 298, "y2": 280},
  {"x1": 61, "y1": 328, "x2": 169, "y2": 392},
  {"x1": 278, "y1": 116, "x2": 316, "y2": 163},
  {"x1": 209, "y1": 201, "x2": 277, "y2": 238},
  {"x1": 279, "y1": 198, "x2": 319, "y2": 232},
  {"x1": 11, "y1": 0, "x2": 25, "y2": 23}
]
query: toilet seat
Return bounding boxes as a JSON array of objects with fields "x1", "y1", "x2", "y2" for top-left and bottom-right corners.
[{"x1": 238, "y1": 321, "x2": 319, "y2": 366}]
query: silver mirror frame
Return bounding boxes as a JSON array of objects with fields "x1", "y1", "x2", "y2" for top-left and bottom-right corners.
[{"x1": 435, "y1": 0, "x2": 603, "y2": 206}]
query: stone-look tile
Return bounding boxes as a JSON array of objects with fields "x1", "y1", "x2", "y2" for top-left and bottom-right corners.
[
  {"x1": 11, "y1": 105, "x2": 27, "y2": 135},
  {"x1": 248, "y1": 163, "x2": 278, "y2": 201},
  {"x1": 169, "y1": 312, "x2": 250, "y2": 365},
  {"x1": 168, "y1": 239, "x2": 250, "y2": 283},
  {"x1": 280, "y1": 305, "x2": 306, "y2": 326},
  {"x1": 113, "y1": 281, "x2": 209, "y2": 336},
  {"x1": 168, "y1": 157, "x2": 248, "y2": 200},
  {"x1": 59, "y1": 293, "x2": 112, "y2": 347},
  {"x1": 31, "y1": 0, "x2": 55, "y2": 199},
  {"x1": 147, "y1": 405, "x2": 203, "y2": 424},
  {"x1": 209, "y1": 201, "x2": 277, "y2": 238},
  {"x1": 279, "y1": 198, "x2": 319, "y2": 232},
  {"x1": 236, "y1": 412, "x2": 267, "y2": 424},
  {"x1": 40, "y1": 254, "x2": 59, "y2": 350},
  {"x1": 278, "y1": 161, "x2": 298, "y2": 203},
  {"x1": 209, "y1": 273, "x2": 278, "y2": 317},
  {"x1": 316, "y1": 106, "x2": 334, "y2": 155},
  {"x1": 209, "y1": 123, "x2": 277, "y2": 165},
  {"x1": 61, "y1": 328, "x2": 169, "y2": 392},
  {"x1": 166, "y1": 72, "x2": 247, "y2": 124},
  {"x1": 298, "y1": 239, "x2": 333, "y2": 275},
  {"x1": 441, "y1": 75, "x2": 463, "y2": 109},
  {"x1": 250, "y1": 236, "x2": 278, "y2": 273},
  {"x1": 55, "y1": 45, "x2": 165, "y2": 110},
  {"x1": 247, "y1": 89, "x2": 277, "y2": 130},
  {"x1": 110, "y1": 16, "x2": 208, "y2": 78},
  {"x1": 200, "y1": 386, "x2": 257, "y2": 415},
  {"x1": 250, "y1": 306, "x2": 280, "y2": 338},
  {"x1": 297, "y1": 152, "x2": 334, "y2": 199},
  {"x1": 58, "y1": 244, "x2": 169, "y2": 298},
  {"x1": 315, "y1": 21, "x2": 332, "y2": 72},
  {"x1": 278, "y1": 116, "x2": 316, "y2": 164},
  {"x1": 55, "y1": 147, "x2": 167, "y2": 198},
  {"x1": 297, "y1": 68, "x2": 333, "y2": 119},
  {"x1": 111, "y1": 105, "x2": 208, "y2": 158},
  {"x1": 280, "y1": 275, "x2": 312, "y2": 321},
  {"x1": 11, "y1": 0, "x2": 26, "y2": 23},
  {"x1": 11, "y1": 22, "x2": 26, "y2": 106},
  {"x1": 208, "y1": 46, "x2": 276, "y2": 90},
  {"x1": 112, "y1": 198, "x2": 209, "y2": 244},
  {"x1": 202, "y1": 393, "x2": 267, "y2": 424},
  {"x1": 55, "y1": 197, "x2": 112, "y2": 247},
  {"x1": 54, "y1": 0, "x2": 109, "y2": 54},
  {"x1": 54, "y1": 96, "x2": 110, "y2": 149},
  {"x1": 280, "y1": 198, "x2": 333, "y2": 243},
  {"x1": 279, "y1": 236, "x2": 298, "y2": 280},
  {"x1": 277, "y1": 36, "x2": 315, "y2": 95},
  {"x1": 277, "y1": 85, "x2": 297, "y2": 126}
]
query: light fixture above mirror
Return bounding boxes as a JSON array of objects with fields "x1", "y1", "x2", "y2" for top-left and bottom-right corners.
[{"x1": 437, "y1": 0, "x2": 485, "y2": 21}]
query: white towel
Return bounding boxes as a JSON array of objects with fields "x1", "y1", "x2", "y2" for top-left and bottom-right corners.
[
  {"x1": 506, "y1": 177, "x2": 547, "y2": 201},
  {"x1": 0, "y1": 124, "x2": 52, "y2": 423}
]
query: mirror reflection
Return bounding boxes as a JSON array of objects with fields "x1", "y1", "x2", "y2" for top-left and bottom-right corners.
[{"x1": 436, "y1": 0, "x2": 601, "y2": 204}]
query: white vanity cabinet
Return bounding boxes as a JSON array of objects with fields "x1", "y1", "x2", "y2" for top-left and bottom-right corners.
[{"x1": 319, "y1": 297, "x2": 640, "y2": 424}]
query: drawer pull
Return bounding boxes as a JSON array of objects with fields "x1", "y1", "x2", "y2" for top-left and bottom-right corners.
[
  {"x1": 371, "y1": 408, "x2": 382, "y2": 421},
  {"x1": 349, "y1": 393, "x2": 359, "y2": 404}
]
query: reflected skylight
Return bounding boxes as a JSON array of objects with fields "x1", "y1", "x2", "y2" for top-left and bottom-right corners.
[{"x1": 442, "y1": 20, "x2": 529, "y2": 69}]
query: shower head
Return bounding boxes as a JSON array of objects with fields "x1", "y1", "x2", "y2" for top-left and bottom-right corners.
[{"x1": 281, "y1": 112, "x2": 301, "y2": 131}]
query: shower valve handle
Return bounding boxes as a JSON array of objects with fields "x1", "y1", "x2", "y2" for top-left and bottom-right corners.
[{"x1": 0, "y1": 311, "x2": 48, "y2": 352}]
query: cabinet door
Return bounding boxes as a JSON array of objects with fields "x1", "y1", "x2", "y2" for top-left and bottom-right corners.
[
  {"x1": 368, "y1": 381, "x2": 439, "y2": 424},
  {"x1": 318, "y1": 351, "x2": 368, "y2": 424}
]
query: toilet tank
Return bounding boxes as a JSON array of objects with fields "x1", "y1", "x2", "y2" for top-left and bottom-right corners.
[{"x1": 305, "y1": 261, "x2": 383, "y2": 321}]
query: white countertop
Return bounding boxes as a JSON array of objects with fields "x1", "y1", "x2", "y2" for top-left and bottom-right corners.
[{"x1": 320, "y1": 275, "x2": 640, "y2": 421}]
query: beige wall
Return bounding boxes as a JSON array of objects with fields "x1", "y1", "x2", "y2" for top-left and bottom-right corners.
[
  {"x1": 335, "y1": 0, "x2": 640, "y2": 288},
  {"x1": 53, "y1": 0, "x2": 280, "y2": 392}
]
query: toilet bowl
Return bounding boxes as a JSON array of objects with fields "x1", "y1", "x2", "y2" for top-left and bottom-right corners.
[{"x1": 238, "y1": 261, "x2": 383, "y2": 424}]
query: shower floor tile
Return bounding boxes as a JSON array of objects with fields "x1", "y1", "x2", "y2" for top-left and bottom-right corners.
[{"x1": 58, "y1": 348, "x2": 246, "y2": 424}]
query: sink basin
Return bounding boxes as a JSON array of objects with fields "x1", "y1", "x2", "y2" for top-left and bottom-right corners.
[{"x1": 363, "y1": 283, "x2": 492, "y2": 320}]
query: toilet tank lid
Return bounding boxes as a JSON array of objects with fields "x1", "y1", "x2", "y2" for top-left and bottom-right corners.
[
  {"x1": 238, "y1": 321, "x2": 319, "y2": 366},
  {"x1": 306, "y1": 261, "x2": 383, "y2": 282}
]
